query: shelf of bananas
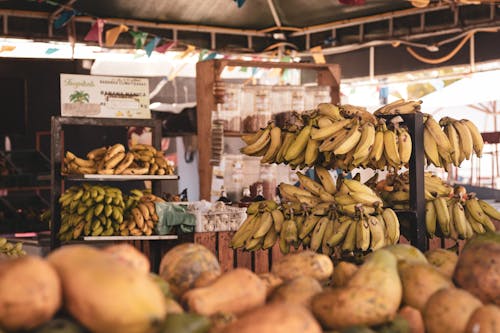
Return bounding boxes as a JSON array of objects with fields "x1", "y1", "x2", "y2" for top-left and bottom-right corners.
[
  {"x1": 63, "y1": 143, "x2": 175, "y2": 176},
  {"x1": 240, "y1": 102, "x2": 415, "y2": 171},
  {"x1": 375, "y1": 171, "x2": 498, "y2": 240},
  {"x1": 58, "y1": 185, "x2": 164, "y2": 241},
  {"x1": 230, "y1": 169, "x2": 401, "y2": 255},
  {"x1": 0, "y1": 237, "x2": 26, "y2": 257}
]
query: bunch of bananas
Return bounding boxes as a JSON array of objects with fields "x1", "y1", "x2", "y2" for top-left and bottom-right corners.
[
  {"x1": 240, "y1": 102, "x2": 414, "y2": 171},
  {"x1": 231, "y1": 170, "x2": 401, "y2": 255},
  {"x1": 377, "y1": 172, "x2": 453, "y2": 209},
  {"x1": 0, "y1": 237, "x2": 26, "y2": 257},
  {"x1": 58, "y1": 184, "x2": 126, "y2": 241},
  {"x1": 121, "y1": 190, "x2": 164, "y2": 236},
  {"x1": 427, "y1": 191, "x2": 498, "y2": 240},
  {"x1": 424, "y1": 115, "x2": 484, "y2": 170},
  {"x1": 63, "y1": 144, "x2": 175, "y2": 176}
]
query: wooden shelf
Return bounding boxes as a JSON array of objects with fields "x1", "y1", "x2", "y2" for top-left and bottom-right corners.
[
  {"x1": 64, "y1": 174, "x2": 179, "y2": 181},
  {"x1": 82, "y1": 235, "x2": 178, "y2": 241},
  {"x1": 0, "y1": 186, "x2": 51, "y2": 192}
]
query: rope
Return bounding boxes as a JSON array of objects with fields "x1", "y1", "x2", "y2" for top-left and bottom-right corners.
[{"x1": 405, "y1": 32, "x2": 473, "y2": 65}]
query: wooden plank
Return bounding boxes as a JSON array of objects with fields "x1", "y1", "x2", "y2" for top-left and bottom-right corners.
[
  {"x1": 428, "y1": 237, "x2": 442, "y2": 251},
  {"x1": 270, "y1": 241, "x2": 283, "y2": 269},
  {"x1": 399, "y1": 235, "x2": 410, "y2": 244},
  {"x1": 218, "y1": 231, "x2": 235, "y2": 272},
  {"x1": 254, "y1": 249, "x2": 270, "y2": 273},
  {"x1": 236, "y1": 248, "x2": 252, "y2": 270},
  {"x1": 194, "y1": 232, "x2": 217, "y2": 254}
]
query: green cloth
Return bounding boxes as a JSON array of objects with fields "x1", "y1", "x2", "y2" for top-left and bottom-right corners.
[{"x1": 154, "y1": 202, "x2": 196, "y2": 235}]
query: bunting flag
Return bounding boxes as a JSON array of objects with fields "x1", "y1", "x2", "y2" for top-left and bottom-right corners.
[
  {"x1": 0, "y1": 45, "x2": 16, "y2": 53},
  {"x1": 145, "y1": 36, "x2": 161, "y2": 57},
  {"x1": 155, "y1": 41, "x2": 176, "y2": 53},
  {"x1": 280, "y1": 55, "x2": 292, "y2": 62},
  {"x1": 175, "y1": 44, "x2": 196, "y2": 59},
  {"x1": 198, "y1": 49, "x2": 209, "y2": 61},
  {"x1": 205, "y1": 52, "x2": 218, "y2": 60},
  {"x1": 84, "y1": 19, "x2": 105, "y2": 47},
  {"x1": 240, "y1": 66, "x2": 247, "y2": 72},
  {"x1": 45, "y1": 48, "x2": 59, "y2": 55},
  {"x1": 310, "y1": 45, "x2": 326, "y2": 64},
  {"x1": 251, "y1": 67, "x2": 259, "y2": 76},
  {"x1": 233, "y1": 0, "x2": 246, "y2": 8},
  {"x1": 129, "y1": 31, "x2": 148, "y2": 49},
  {"x1": 54, "y1": 9, "x2": 77, "y2": 29},
  {"x1": 105, "y1": 24, "x2": 129, "y2": 47}
]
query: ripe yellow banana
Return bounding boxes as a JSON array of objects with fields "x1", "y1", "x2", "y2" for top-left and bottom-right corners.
[
  {"x1": 322, "y1": 218, "x2": 335, "y2": 255},
  {"x1": 334, "y1": 193, "x2": 357, "y2": 206},
  {"x1": 444, "y1": 123, "x2": 461, "y2": 166},
  {"x1": 317, "y1": 116, "x2": 334, "y2": 128},
  {"x1": 356, "y1": 217, "x2": 371, "y2": 251},
  {"x1": 253, "y1": 211, "x2": 273, "y2": 238},
  {"x1": 464, "y1": 197, "x2": 487, "y2": 223},
  {"x1": 275, "y1": 130, "x2": 296, "y2": 164},
  {"x1": 478, "y1": 199, "x2": 500, "y2": 220},
  {"x1": 341, "y1": 219, "x2": 357, "y2": 252},
  {"x1": 310, "y1": 216, "x2": 329, "y2": 251},
  {"x1": 425, "y1": 116, "x2": 452, "y2": 152},
  {"x1": 452, "y1": 201, "x2": 468, "y2": 239},
  {"x1": 319, "y1": 189, "x2": 336, "y2": 203},
  {"x1": 319, "y1": 128, "x2": 349, "y2": 152},
  {"x1": 397, "y1": 127, "x2": 412, "y2": 164},
  {"x1": 367, "y1": 215, "x2": 386, "y2": 250},
  {"x1": 423, "y1": 127, "x2": 441, "y2": 167},
  {"x1": 348, "y1": 191, "x2": 382, "y2": 207},
  {"x1": 314, "y1": 166, "x2": 337, "y2": 195},
  {"x1": 263, "y1": 226, "x2": 278, "y2": 249},
  {"x1": 353, "y1": 123, "x2": 376, "y2": 160},
  {"x1": 465, "y1": 209, "x2": 486, "y2": 234},
  {"x1": 294, "y1": 194, "x2": 321, "y2": 207},
  {"x1": 260, "y1": 125, "x2": 282, "y2": 164},
  {"x1": 231, "y1": 214, "x2": 258, "y2": 248},
  {"x1": 368, "y1": 125, "x2": 385, "y2": 163},
  {"x1": 241, "y1": 127, "x2": 271, "y2": 156},
  {"x1": 425, "y1": 200, "x2": 437, "y2": 238},
  {"x1": 343, "y1": 179, "x2": 378, "y2": 197},
  {"x1": 278, "y1": 183, "x2": 315, "y2": 202},
  {"x1": 382, "y1": 208, "x2": 400, "y2": 244},
  {"x1": 311, "y1": 118, "x2": 351, "y2": 141},
  {"x1": 373, "y1": 99, "x2": 406, "y2": 115},
  {"x1": 284, "y1": 124, "x2": 312, "y2": 161},
  {"x1": 334, "y1": 120, "x2": 362, "y2": 155},
  {"x1": 461, "y1": 119, "x2": 484, "y2": 157},
  {"x1": 383, "y1": 129, "x2": 401, "y2": 167},
  {"x1": 271, "y1": 209, "x2": 285, "y2": 233},
  {"x1": 299, "y1": 214, "x2": 321, "y2": 239},
  {"x1": 452, "y1": 120, "x2": 473, "y2": 160},
  {"x1": 327, "y1": 217, "x2": 353, "y2": 247},
  {"x1": 241, "y1": 128, "x2": 265, "y2": 145},
  {"x1": 317, "y1": 103, "x2": 343, "y2": 121},
  {"x1": 296, "y1": 171, "x2": 325, "y2": 196},
  {"x1": 433, "y1": 197, "x2": 451, "y2": 237},
  {"x1": 304, "y1": 138, "x2": 320, "y2": 167},
  {"x1": 282, "y1": 219, "x2": 298, "y2": 245}
]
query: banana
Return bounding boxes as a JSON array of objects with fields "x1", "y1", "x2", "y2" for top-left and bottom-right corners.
[
  {"x1": 299, "y1": 214, "x2": 321, "y2": 239},
  {"x1": 352, "y1": 123, "x2": 375, "y2": 160},
  {"x1": 383, "y1": 128, "x2": 401, "y2": 167},
  {"x1": 121, "y1": 167, "x2": 149, "y2": 175},
  {"x1": 241, "y1": 128, "x2": 265, "y2": 145},
  {"x1": 423, "y1": 127, "x2": 441, "y2": 167},
  {"x1": 388, "y1": 190, "x2": 410, "y2": 203},
  {"x1": 381, "y1": 100, "x2": 422, "y2": 115},
  {"x1": 72, "y1": 156, "x2": 95, "y2": 168},
  {"x1": 271, "y1": 209, "x2": 285, "y2": 232},
  {"x1": 275, "y1": 130, "x2": 296, "y2": 164},
  {"x1": 465, "y1": 197, "x2": 487, "y2": 223},
  {"x1": 104, "y1": 151, "x2": 126, "y2": 170},
  {"x1": 480, "y1": 216, "x2": 497, "y2": 232},
  {"x1": 114, "y1": 152, "x2": 135, "y2": 175},
  {"x1": 311, "y1": 118, "x2": 351, "y2": 141},
  {"x1": 334, "y1": 120, "x2": 362, "y2": 155},
  {"x1": 343, "y1": 179, "x2": 378, "y2": 197},
  {"x1": 310, "y1": 216, "x2": 329, "y2": 252},
  {"x1": 137, "y1": 203, "x2": 150, "y2": 220},
  {"x1": 334, "y1": 193, "x2": 357, "y2": 206},
  {"x1": 453, "y1": 120, "x2": 473, "y2": 160},
  {"x1": 322, "y1": 218, "x2": 335, "y2": 255},
  {"x1": 278, "y1": 183, "x2": 315, "y2": 202},
  {"x1": 253, "y1": 211, "x2": 273, "y2": 238},
  {"x1": 397, "y1": 127, "x2": 412, "y2": 164},
  {"x1": 348, "y1": 191, "x2": 382, "y2": 207},
  {"x1": 263, "y1": 226, "x2": 278, "y2": 249},
  {"x1": 104, "y1": 144, "x2": 126, "y2": 161},
  {"x1": 294, "y1": 194, "x2": 321, "y2": 207},
  {"x1": 282, "y1": 219, "x2": 298, "y2": 245},
  {"x1": 382, "y1": 208, "x2": 400, "y2": 244},
  {"x1": 317, "y1": 116, "x2": 334, "y2": 128},
  {"x1": 465, "y1": 209, "x2": 486, "y2": 234},
  {"x1": 314, "y1": 166, "x2": 337, "y2": 195},
  {"x1": 341, "y1": 219, "x2": 357, "y2": 252},
  {"x1": 327, "y1": 217, "x2": 353, "y2": 247},
  {"x1": 279, "y1": 235, "x2": 290, "y2": 254},
  {"x1": 319, "y1": 128, "x2": 349, "y2": 152},
  {"x1": 87, "y1": 146, "x2": 107, "y2": 160},
  {"x1": 444, "y1": 123, "x2": 460, "y2": 166},
  {"x1": 284, "y1": 124, "x2": 312, "y2": 161},
  {"x1": 355, "y1": 216, "x2": 370, "y2": 251},
  {"x1": 478, "y1": 199, "x2": 500, "y2": 220},
  {"x1": 304, "y1": 138, "x2": 320, "y2": 166},
  {"x1": 425, "y1": 116, "x2": 452, "y2": 153},
  {"x1": 367, "y1": 215, "x2": 386, "y2": 250},
  {"x1": 317, "y1": 103, "x2": 343, "y2": 120},
  {"x1": 434, "y1": 197, "x2": 451, "y2": 237},
  {"x1": 368, "y1": 124, "x2": 385, "y2": 163},
  {"x1": 461, "y1": 119, "x2": 484, "y2": 157},
  {"x1": 260, "y1": 125, "x2": 282, "y2": 164},
  {"x1": 452, "y1": 201, "x2": 468, "y2": 239},
  {"x1": 425, "y1": 200, "x2": 437, "y2": 238},
  {"x1": 373, "y1": 99, "x2": 406, "y2": 115},
  {"x1": 319, "y1": 189, "x2": 336, "y2": 203},
  {"x1": 241, "y1": 126, "x2": 271, "y2": 156},
  {"x1": 231, "y1": 214, "x2": 258, "y2": 248},
  {"x1": 296, "y1": 172, "x2": 325, "y2": 196},
  {"x1": 131, "y1": 207, "x2": 144, "y2": 229}
]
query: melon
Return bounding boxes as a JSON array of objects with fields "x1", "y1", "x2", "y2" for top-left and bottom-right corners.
[{"x1": 159, "y1": 243, "x2": 221, "y2": 297}]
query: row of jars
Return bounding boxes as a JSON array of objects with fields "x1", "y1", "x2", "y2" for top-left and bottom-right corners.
[{"x1": 218, "y1": 84, "x2": 331, "y2": 132}]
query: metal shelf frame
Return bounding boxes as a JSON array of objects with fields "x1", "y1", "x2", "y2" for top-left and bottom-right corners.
[{"x1": 50, "y1": 116, "x2": 164, "y2": 249}]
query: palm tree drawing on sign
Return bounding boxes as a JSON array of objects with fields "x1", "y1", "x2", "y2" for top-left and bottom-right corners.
[{"x1": 69, "y1": 90, "x2": 90, "y2": 103}]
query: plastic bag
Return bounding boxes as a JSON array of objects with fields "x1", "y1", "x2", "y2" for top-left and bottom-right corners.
[{"x1": 154, "y1": 202, "x2": 196, "y2": 235}]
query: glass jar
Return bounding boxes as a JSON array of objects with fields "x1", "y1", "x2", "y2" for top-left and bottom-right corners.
[
  {"x1": 220, "y1": 83, "x2": 242, "y2": 132},
  {"x1": 259, "y1": 164, "x2": 277, "y2": 201},
  {"x1": 305, "y1": 86, "x2": 331, "y2": 110},
  {"x1": 241, "y1": 85, "x2": 272, "y2": 133}
]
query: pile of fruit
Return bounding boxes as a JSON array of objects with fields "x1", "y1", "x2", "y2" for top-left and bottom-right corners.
[
  {"x1": 63, "y1": 143, "x2": 175, "y2": 176},
  {"x1": 1, "y1": 234, "x2": 498, "y2": 333},
  {"x1": 240, "y1": 101, "x2": 483, "y2": 171},
  {"x1": 0, "y1": 237, "x2": 26, "y2": 257},
  {"x1": 58, "y1": 185, "x2": 164, "y2": 240},
  {"x1": 231, "y1": 170, "x2": 401, "y2": 255}
]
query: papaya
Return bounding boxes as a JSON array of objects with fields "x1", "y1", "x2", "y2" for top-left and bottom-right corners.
[{"x1": 160, "y1": 313, "x2": 211, "y2": 333}]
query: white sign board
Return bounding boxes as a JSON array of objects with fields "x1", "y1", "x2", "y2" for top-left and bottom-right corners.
[{"x1": 60, "y1": 74, "x2": 150, "y2": 119}]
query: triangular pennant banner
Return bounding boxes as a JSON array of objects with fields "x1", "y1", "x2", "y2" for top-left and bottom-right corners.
[
  {"x1": 45, "y1": 48, "x2": 59, "y2": 55},
  {"x1": 175, "y1": 44, "x2": 196, "y2": 59},
  {"x1": 0, "y1": 45, "x2": 16, "y2": 53},
  {"x1": 105, "y1": 24, "x2": 129, "y2": 47},
  {"x1": 234, "y1": 0, "x2": 246, "y2": 8},
  {"x1": 145, "y1": 37, "x2": 161, "y2": 57},
  {"x1": 54, "y1": 9, "x2": 76, "y2": 29},
  {"x1": 129, "y1": 31, "x2": 148, "y2": 49},
  {"x1": 280, "y1": 55, "x2": 292, "y2": 62},
  {"x1": 84, "y1": 19, "x2": 105, "y2": 47},
  {"x1": 251, "y1": 67, "x2": 259, "y2": 75},
  {"x1": 198, "y1": 49, "x2": 209, "y2": 61},
  {"x1": 310, "y1": 46, "x2": 326, "y2": 64},
  {"x1": 205, "y1": 52, "x2": 218, "y2": 60},
  {"x1": 155, "y1": 41, "x2": 176, "y2": 53}
]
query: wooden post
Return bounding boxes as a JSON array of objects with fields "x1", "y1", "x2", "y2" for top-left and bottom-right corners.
[
  {"x1": 236, "y1": 248, "x2": 252, "y2": 270},
  {"x1": 217, "y1": 231, "x2": 235, "y2": 272}
]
